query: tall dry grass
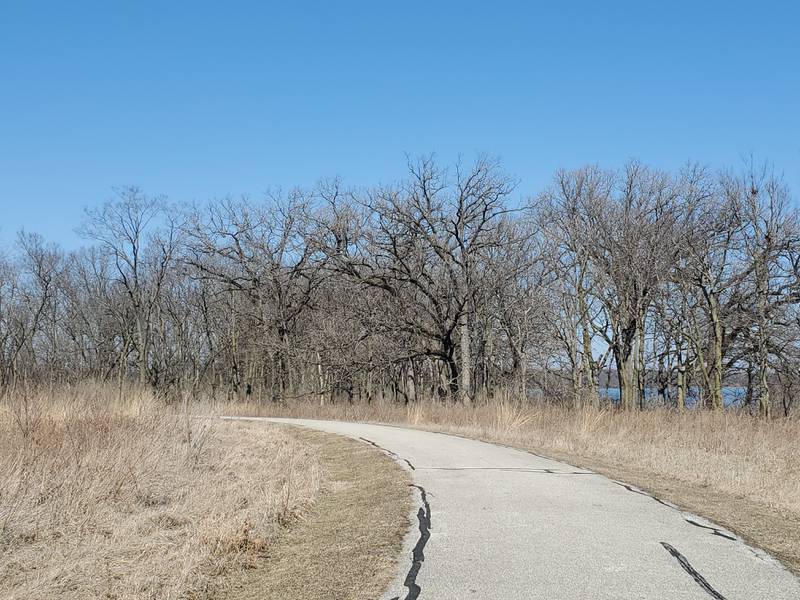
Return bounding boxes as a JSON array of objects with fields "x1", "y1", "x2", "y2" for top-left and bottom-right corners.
[
  {"x1": 227, "y1": 399, "x2": 800, "y2": 515},
  {"x1": 0, "y1": 384, "x2": 320, "y2": 599}
]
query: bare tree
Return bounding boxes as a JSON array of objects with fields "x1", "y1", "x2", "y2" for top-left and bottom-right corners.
[
  {"x1": 321, "y1": 156, "x2": 517, "y2": 404},
  {"x1": 81, "y1": 187, "x2": 181, "y2": 387},
  {"x1": 4, "y1": 156, "x2": 798, "y2": 418}
]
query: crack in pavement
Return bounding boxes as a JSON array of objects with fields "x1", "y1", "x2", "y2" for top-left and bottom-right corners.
[
  {"x1": 661, "y1": 542, "x2": 729, "y2": 600},
  {"x1": 613, "y1": 481, "x2": 676, "y2": 509},
  {"x1": 391, "y1": 484, "x2": 431, "y2": 600},
  {"x1": 359, "y1": 437, "x2": 416, "y2": 470},
  {"x1": 416, "y1": 467, "x2": 596, "y2": 474},
  {"x1": 685, "y1": 518, "x2": 737, "y2": 541},
  {"x1": 422, "y1": 429, "x2": 554, "y2": 461},
  {"x1": 614, "y1": 481, "x2": 738, "y2": 543}
]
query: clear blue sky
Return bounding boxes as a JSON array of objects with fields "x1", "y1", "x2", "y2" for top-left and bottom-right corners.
[{"x1": 1, "y1": 1, "x2": 798, "y2": 249}]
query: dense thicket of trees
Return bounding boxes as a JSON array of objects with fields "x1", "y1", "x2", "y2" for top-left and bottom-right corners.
[{"x1": 2, "y1": 157, "x2": 799, "y2": 416}]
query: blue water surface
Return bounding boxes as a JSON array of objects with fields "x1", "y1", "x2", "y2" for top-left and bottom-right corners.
[{"x1": 599, "y1": 387, "x2": 747, "y2": 408}]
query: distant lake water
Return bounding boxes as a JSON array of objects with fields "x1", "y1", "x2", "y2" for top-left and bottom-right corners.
[{"x1": 600, "y1": 387, "x2": 747, "y2": 407}]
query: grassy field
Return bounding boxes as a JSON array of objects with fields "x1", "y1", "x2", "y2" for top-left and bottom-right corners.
[
  {"x1": 229, "y1": 399, "x2": 800, "y2": 575},
  {"x1": 6, "y1": 383, "x2": 796, "y2": 596},
  {"x1": 0, "y1": 386, "x2": 411, "y2": 599},
  {"x1": 215, "y1": 424, "x2": 412, "y2": 600}
]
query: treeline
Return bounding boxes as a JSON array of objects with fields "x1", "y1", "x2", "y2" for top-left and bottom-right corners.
[{"x1": 1, "y1": 157, "x2": 798, "y2": 416}]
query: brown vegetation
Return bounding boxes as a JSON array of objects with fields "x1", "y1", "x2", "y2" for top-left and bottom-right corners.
[
  {"x1": 0, "y1": 386, "x2": 410, "y2": 599},
  {"x1": 215, "y1": 425, "x2": 412, "y2": 600}
]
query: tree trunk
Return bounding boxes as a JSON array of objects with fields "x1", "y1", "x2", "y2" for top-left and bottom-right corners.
[
  {"x1": 614, "y1": 345, "x2": 637, "y2": 411},
  {"x1": 636, "y1": 322, "x2": 646, "y2": 410},
  {"x1": 459, "y1": 316, "x2": 471, "y2": 405},
  {"x1": 580, "y1": 322, "x2": 598, "y2": 407},
  {"x1": 316, "y1": 351, "x2": 325, "y2": 407},
  {"x1": 708, "y1": 296, "x2": 724, "y2": 411},
  {"x1": 136, "y1": 313, "x2": 147, "y2": 386},
  {"x1": 675, "y1": 343, "x2": 687, "y2": 411},
  {"x1": 444, "y1": 353, "x2": 460, "y2": 400},
  {"x1": 758, "y1": 351, "x2": 771, "y2": 418},
  {"x1": 614, "y1": 320, "x2": 639, "y2": 410}
]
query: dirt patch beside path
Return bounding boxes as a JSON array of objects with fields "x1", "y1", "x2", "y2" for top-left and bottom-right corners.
[{"x1": 214, "y1": 423, "x2": 412, "y2": 600}]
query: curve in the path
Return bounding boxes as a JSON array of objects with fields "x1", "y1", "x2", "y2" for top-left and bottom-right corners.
[{"x1": 229, "y1": 418, "x2": 799, "y2": 600}]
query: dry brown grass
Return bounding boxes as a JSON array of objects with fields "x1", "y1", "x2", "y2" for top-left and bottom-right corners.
[
  {"x1": 1, "y1": 386, "x2": 412, "y2": 599},
  {"x1": 214, "y1": 424, "x2": 412, "y2": 600},
  {"x1": 0, "y1": 385, "x2": 319, "y2": 599},
  {"x1": 225, "y1": 399, "x2": 800, "y2": 574}
]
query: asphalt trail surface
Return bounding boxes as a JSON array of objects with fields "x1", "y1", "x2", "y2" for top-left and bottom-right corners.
[{"x1": 228, "y1": 418, "x2": 800, "y2": 599}]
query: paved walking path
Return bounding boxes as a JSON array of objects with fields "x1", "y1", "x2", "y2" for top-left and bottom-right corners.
[{"x1": 231, "y1": 418, "x2": 799, "y2": 600}]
